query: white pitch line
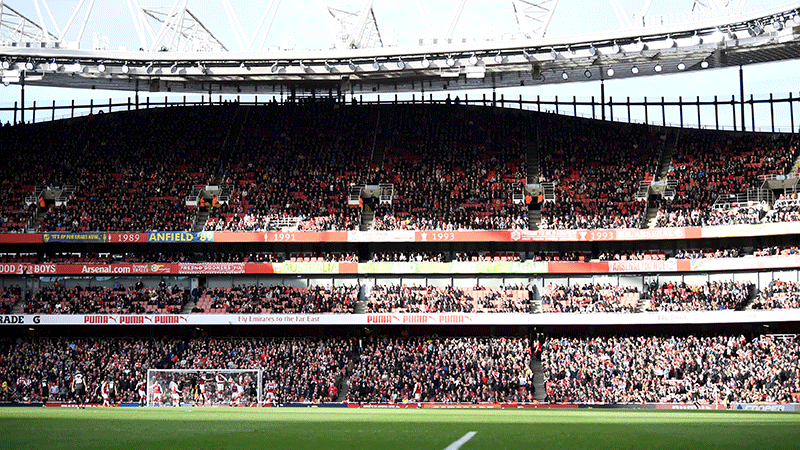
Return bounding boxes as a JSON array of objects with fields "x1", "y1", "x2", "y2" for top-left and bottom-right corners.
[{"x1": 444, "y1": 431, "x2": 477, "y2": 450}]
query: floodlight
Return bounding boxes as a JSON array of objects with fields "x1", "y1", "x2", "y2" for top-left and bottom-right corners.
[
  {"x1": 271, "y1": 62, "x2": 279, "y2": 73},
  {"x1": 24, "y1": 60, "x2": 33, "y2": 71},
  {"x1": 494, "y1": 53, "x2": 503, "y2": 64},
  {"x1": 588, "y1": 46, "x2": 597, "y2": 56},
  {"x1": 396, "y1": 59, "x2": 405, "y2": 69},
  {"x1": 49, "y1": 61, "x2": 58, "y2": 71},
  {"x1": 421, "y1": 57, "x2": 430, "y2": 68},
  {"x1": 445, "y1": 56, "x2": 456, "y2": 67},
  {"x1": 468, "y1": 54, "x2": 478, "y2": 66},
  {"x1": 610, "y1": 42, "x2": 620, "y2": 54},
  {"x1": 372, "y1": 59, "x2": 380, "y2": 70},
  {"x1": 633, "y1": 39, "x2": 645, "y2": 52},
  {"x1": 348, "y1": 60, "x2": 356, "y2": 71},
  {"x1": 691, "y1": 34, "x2": 702, "y2": 45},
  {"x1": 1, "y1": 60, "x2": 9, "y2": 70},
  {"x1": 97, "y1": 62, "x2": 106, "y2": 72},
  {"x1": 71, "y1": 61, "x2": 82, "y2": 72},
  {"x1": 550, "y1": 49, "x2": 557, "y2": 59},
  {"x1": 773, "y1": 20, "x2": 783, "y2": 31},
  {"x1": 121, "y1": 63, "x2": 130, "y2": 74},
  {"x1": 794, "y1": 14, "x2": 800, "y2": 25},
  {"x1": 146, "y1": 62, "x2": 154, "y2": 74},
  {"x1": 664, "y1": 36, "x2": 675, "y2": 48}
]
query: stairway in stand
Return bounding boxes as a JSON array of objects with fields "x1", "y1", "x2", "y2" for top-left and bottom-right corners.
[{"x1": 532, "y1": 359, "x2": 547, "y2": 402}]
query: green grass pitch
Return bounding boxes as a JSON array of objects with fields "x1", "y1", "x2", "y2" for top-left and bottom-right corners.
[{"x1": 1, "y1": 407, "x2": 799, "y2": 450}]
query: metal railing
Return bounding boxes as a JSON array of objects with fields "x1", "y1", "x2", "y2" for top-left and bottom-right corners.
[{"x1": 3, "y1": 90, "x2": 800, "y2": 133}]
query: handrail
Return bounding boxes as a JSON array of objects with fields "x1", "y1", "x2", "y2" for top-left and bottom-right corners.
[{"x1": 2, "y1": 90, "x2": 800, "y2": 133}]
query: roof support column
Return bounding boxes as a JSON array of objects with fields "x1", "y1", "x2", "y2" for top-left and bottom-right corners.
[{"x1": 739, "y1": 65, "x2": 745, "y2": 132}]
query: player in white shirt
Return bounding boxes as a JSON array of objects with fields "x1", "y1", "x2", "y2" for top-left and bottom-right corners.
[
  {"x1": 169, "y1": 379, "x2": 180, "y2": 407},
  {"x1": 215, "y1": 373, "x2": 229, "y2": 404},
  {"x1": 101, "y1": 380, "x2": 110, "y2": 407}
]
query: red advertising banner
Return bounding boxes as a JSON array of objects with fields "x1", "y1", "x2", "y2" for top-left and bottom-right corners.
[
  {"x1": 0, "y1": 234, "x2": 43, "y2": 243},
  {"x1": 3, "y1": 221, "x2": 799, "y2": 244},
  {"x1": 0, "y1": 255, "x2": 796, "y2": 276},
  {"x1": 106, "y1": 233, "x2": 148, "y2": 243},
  {"x1": 262, "y1": 232, "x2": 349, "y2": 243}
]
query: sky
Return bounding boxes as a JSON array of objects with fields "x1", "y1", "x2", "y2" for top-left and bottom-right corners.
[{"x1": 1, "y1": 0, "x2": 799, "y2": 129}]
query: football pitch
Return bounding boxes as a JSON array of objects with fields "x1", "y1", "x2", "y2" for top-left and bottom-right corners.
[{"x1": 1, "y1": 407, "x2": 799, "y2": 450}]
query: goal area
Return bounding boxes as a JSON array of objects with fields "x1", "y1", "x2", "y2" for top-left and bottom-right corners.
[{"x1": 147, "y1": 369, "x2": 262, "y2": 407}]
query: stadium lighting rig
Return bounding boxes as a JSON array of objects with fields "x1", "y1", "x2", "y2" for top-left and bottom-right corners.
[{"x1": 0, "y1": 4, "x2": 799, "y2": 94}]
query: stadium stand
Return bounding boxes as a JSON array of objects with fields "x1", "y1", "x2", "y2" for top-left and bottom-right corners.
[
  {"x1": 22, "y1": 285, "x2": 187, "y2": 314},
  {"x1": 542, "y1": 334, "x2": 800, "y2": 404},
  {"x1": 193, "y1": 284, "x2": 356, "y2": 314},
  {"x1": 366, "y1": 285, "x2": 530, "y2": 313},
  {"x1": 540, "y1": 283, "x2": 640, "y2": 313},
  {"x1": 656, "y1": 131, "x2": 799, "y2": 228},
  {"x1": 0, "y1": 337, "x2": 352, "y2": 404},
  {"x1": 751, "y1": 280, "x2": 800, "y2": 309},
  {"x1": 538, "y1": 118, "x2": 660, "y2": 230},
  {"x1": 645, "y1": 281, "x2": 753, "y2": 312},
  {"x1": 347, "y1": 337, "x2": 532, "y2": 404}
]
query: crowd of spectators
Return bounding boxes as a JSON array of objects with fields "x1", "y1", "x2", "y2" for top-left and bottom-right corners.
[
  {"x1": 751, "y1": 280, "x2": 800, "y2": 309},
  {"x1": 371, "y1": 252, "x2": 445, "y2": 262},
  {"x1": 542, "y1": 334, "x2": 800, "y2": 404},
  {"x1": 366, "y1": 285, "x2": 530, "y2": 313},
  {"x1": 0, "y1": 286, "x2": 21, "y2": 314},
  {"x1": 754, "y1": 246, "x2": 800, "y2": 257},
  {"x1": 0, "y1": 336, "x2": 352, "y2": 405},
  {"x1": 540, "y1": 284, "x2": 640, "y2": 313},
  {"x1": 368, "y1": 105, "x2": 528, "y2": 231},
  {"x1": 645, "y1": 280, "x2": 752, "y2": 312},
  {"x1": 348, "y1": 336, "x2": 532, "y2": 404},
  {"x1": 209, "y1": 102, "x2": 376, "y2": 232},
  {"x1": 193, "y1": 284, "x2": 355, "y2": 314},
  {"x1": 598, "y1": 251, "x2": 666, "y2": 261},
  {"x1": 672, "y1": 248, "x2": 743, "y2": 259},
  {"x1": 5, "y1": 108, "x2": 231, "y2": 232},
  {"x1": 22, "y1": 283, "x2": 187, "y2": 314},
  {"x1": 654, "y1": 204, "x2": 767, "y2": 228},
  {"x1": 538, "y1": 117, "x2": 659, "y2": 230},
  {"x1": 657, "y1": 131, "x2": 799, "y2": 228},
  {"x1": 6, "y1": 103, "x2": 800, "y2": 233},
  {"x1": 763, "y1": 198, "x2": 800, "y2": 223}
]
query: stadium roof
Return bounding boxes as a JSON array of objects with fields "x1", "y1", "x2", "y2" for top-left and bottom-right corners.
[{"x1": 1, "y1": 1, "x2": 800, "y2": 95}]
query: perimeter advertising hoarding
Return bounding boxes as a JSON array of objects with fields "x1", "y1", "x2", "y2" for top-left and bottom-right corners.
[
  {"x1": 4, "y1": 309, "x2": 800, "y2": 326},
  {"x1": 42, "y1": 232, "x2": 107, "y2": 243},
  {"x1": 146, "y1": 232, "x2": 214, "y2": 243},
  {"x1": 358, "y1": 260, "x2": 548, "y2": 275},
  {"x1": 0, "y1": 255, "x2": 797, "y2": 276},
  {"x1": 2, "y1": 221, "x2": 800, "y2": 244}
]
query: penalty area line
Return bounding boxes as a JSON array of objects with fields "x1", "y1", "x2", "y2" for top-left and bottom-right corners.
[{"x1": 444, "y1": 431, "x2": 477, "y2": 450}]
